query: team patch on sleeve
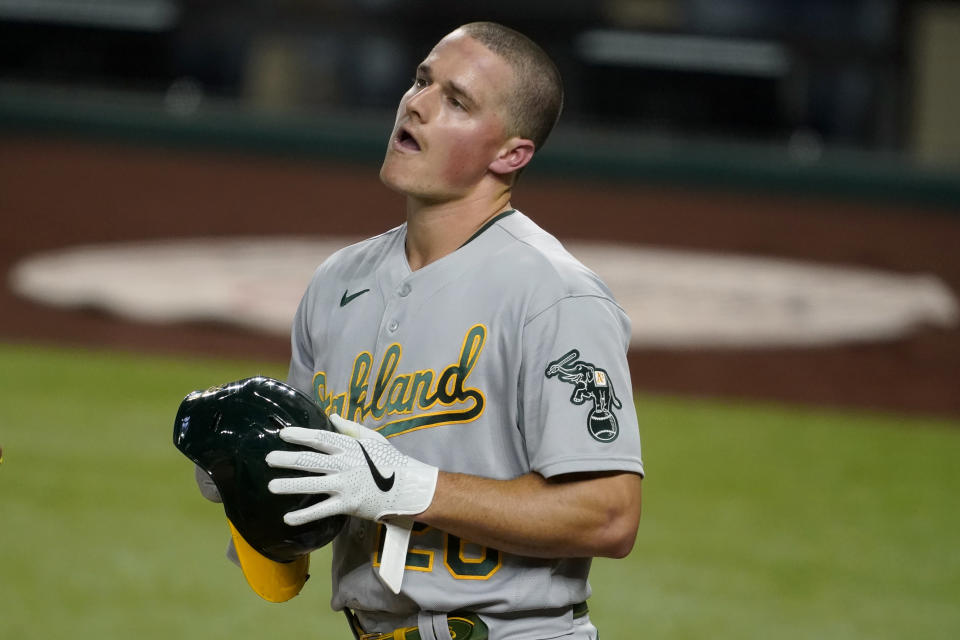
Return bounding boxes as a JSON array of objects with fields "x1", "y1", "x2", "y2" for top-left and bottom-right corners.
[{"x1": 545, "y1": 349, "x2": 622, "y2": 442}]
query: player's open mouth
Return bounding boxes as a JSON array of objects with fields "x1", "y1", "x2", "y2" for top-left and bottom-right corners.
[{"x1": 396, "y1": 128, "x2": 421, "y2": 152}]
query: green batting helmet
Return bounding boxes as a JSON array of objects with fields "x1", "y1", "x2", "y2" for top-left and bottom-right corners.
[{"x1": 173, "y1": 377, "x2": 346, "y2": 563}]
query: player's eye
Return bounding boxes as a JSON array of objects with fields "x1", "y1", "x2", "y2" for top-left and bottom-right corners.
[
  {"x1": 412, "y1": 76, "x2": 428, "y2": 90},
  {"x1": 448, "y1": 97, "x2": 466, "y2": 110}
]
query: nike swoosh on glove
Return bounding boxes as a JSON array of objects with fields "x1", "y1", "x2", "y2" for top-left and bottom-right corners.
[{"x1": 265, "y1": 414, "x2": 439, "y2": 526}]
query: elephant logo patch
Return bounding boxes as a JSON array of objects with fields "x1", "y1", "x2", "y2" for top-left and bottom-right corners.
[{"x1": 545, "y1": 349, "x2": 622, "y2": 442}]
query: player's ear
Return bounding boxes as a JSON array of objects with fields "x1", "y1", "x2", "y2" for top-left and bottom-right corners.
[{"x1": 489, "y1": 136, "x2": 535, "y2": 176}]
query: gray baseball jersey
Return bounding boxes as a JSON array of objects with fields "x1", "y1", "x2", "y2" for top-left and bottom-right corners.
[{"x1": 287, "y1": 209, "x2": 644, "y2": 620}]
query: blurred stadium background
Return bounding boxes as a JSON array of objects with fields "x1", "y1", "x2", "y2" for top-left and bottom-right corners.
[{"x1": 1, "y1": 1, "x2": 959, "y2": 638}]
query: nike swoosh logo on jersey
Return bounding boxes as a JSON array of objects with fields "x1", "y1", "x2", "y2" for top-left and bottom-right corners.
[
  {"x1": 340, "y1": 288, "x2": 370, "y2": 307},
  {"x1": 358, "y1": 442, "x2": 395, "y2": 492}
]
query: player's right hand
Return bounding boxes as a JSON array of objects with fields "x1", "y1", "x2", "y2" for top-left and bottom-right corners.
[{"x1": 264, "y1": 414, "x2": 438, "y2": 526}]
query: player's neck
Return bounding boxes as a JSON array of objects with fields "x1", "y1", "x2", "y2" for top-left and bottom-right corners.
[{"x1": 404, "y1": 190, "x2": 513, "y2": 271}]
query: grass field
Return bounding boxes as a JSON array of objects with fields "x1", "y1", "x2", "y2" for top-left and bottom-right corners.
[{"x1": 1, "y1": 342, "x2": 958, "y2": 639}]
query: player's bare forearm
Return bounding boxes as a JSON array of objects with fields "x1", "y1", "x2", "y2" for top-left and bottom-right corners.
[{"x1": 416, "y1": 470, "x2": 642, "y2": 559}]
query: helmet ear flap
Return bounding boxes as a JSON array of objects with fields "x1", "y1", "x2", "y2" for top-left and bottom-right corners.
[{"x1": 173, "y1": 377, "x2": 346, "y2": 564}]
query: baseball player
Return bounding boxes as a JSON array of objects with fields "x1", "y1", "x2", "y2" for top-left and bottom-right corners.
[{"x1": 255, "y1": 22, "x2": 644, "y2": 639}]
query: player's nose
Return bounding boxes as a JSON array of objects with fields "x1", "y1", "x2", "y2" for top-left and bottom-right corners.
[{"x1": 404, "y1": 84, "x2": 435, "y2": 123}]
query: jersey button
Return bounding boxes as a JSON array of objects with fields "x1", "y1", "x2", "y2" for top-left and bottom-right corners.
[
  {"x1": 388, "y1": 320, "x2": 399, "y2": 332},
  {"x1": 398, "y1": 283, "x2": 412, "y2": 297}
]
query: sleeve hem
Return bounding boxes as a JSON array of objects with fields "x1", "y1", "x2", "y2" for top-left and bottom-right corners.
[{"x1": 535, "y1": 457, "x2": 645, "y2": 479}]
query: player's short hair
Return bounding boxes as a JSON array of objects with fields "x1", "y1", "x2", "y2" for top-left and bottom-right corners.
[{"x1": 460, "y1": 22, "x2": 564, "y2": 151}]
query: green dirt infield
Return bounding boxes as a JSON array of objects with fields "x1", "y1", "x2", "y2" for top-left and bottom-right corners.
[{"x1": 1, "y1": 342, "x2": 958, "y2": 639}]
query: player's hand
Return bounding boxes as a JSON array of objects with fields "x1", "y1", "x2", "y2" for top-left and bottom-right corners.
[
  {"x1": 194, "y1": 464, "x2": 222, "y2": 503},
  {"x1": 265, "y1": 414, "x2": 439, "y2": 526}
]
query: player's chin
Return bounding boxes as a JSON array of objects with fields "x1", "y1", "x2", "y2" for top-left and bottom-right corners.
[
  {"x1": 378, "y1": 163, "x2": 407, "y2": 193},
  {"x1": 379, "y1": 160, "x2": 421, "y2": 194}
]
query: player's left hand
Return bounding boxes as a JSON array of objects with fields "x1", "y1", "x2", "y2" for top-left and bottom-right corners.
[{"x1": 265, "y1": 414, "x2": 439, "y2": 527}]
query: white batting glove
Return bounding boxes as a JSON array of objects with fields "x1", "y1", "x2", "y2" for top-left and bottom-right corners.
[{"x1": 265, "y1": 414, "x2": 439, "y2": 526}]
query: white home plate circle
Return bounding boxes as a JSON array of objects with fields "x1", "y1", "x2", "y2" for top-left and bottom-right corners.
[{"x1": 8, "y1": 236, "x2": 958, "y2": 348}]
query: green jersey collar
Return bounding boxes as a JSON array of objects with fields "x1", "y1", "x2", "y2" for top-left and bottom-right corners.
[{"x1": 460, "y1": 209, "x2": 516, "y2": 248}]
